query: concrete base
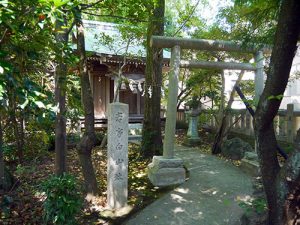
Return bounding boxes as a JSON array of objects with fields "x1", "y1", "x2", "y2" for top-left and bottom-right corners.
[
  {"x1": 183, "y1": 137, "x2": 201, "y2": 147},
  {"x1": 147, "y1": 156, "x2": 186, "y2": 187},
  {"x1": 240, "y1": 152, "x2": 261, "y2": 177}
]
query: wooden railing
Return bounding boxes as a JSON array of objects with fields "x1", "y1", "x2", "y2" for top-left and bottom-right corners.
[
  {"x1": 203, "y1": 104, "x2": 300, "y2": 143},
  {"x1": 176, "y1": 109, "x2": 186, "y2": 122}
]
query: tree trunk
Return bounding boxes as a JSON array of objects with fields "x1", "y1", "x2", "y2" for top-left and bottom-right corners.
[
  {"x1": 253, "y1": 0, "x2": 300, "y2": 224},
  {"x1": 74, "y1": 8, "x2": 98, "y2": 195},
  {"x1": 9, "y1": 94, "x2": 23, "y2": 162},
  {"x1": 0, "y1": 116, "x2": 4, "y2": 192},
  {"x1": 54, "y1": 19, "x2": 68, "y2": 176},
  {"x1": 141, "y1": 0, "x2": 165, "y2": 159},
  {"x1": 212, "y1": 71, "x2": 244, "y2": 154}
]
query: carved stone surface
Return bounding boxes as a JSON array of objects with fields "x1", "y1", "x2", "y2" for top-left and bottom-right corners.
[
  {"x1": 107, "y1": 102, "x2": 128, "y2": 209},
  {"x1": 187, "y1": 115, "x2": 200, "y2": 139},
  {"x1": 148, "y1": 157, "x2": 186, "y2": 187}
]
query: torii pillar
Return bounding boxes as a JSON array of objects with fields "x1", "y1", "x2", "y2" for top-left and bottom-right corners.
[{"x1": 148, "y1": 45, "x2": 186, "y2": 187}]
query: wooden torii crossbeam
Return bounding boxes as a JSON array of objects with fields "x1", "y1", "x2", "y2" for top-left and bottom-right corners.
[{"x1": 150, "y1": 35, "x2": 269, "y2": 159}]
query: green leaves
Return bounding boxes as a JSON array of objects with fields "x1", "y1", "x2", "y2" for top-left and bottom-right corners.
[
  {"x1": 33, "y1": 101, "x2": 46, "y2": 109},
  {"x1": 53, "y1": 0, "x2": 69, "y2": 7},
  {"x1": 267, "y1": 94, "x2": 283, "y2": 101},
  {"x1": 38, "y1": 0, "x2": 69, "y2": 7},
  {"x1": 41, "y1": 173, "x2": 83, "y2": 225}
]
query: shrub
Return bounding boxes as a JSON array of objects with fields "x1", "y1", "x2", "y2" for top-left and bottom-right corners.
[
  {"x1": 95, "y1": 131, "x2": 105, "y2": 146},
  {"x1": 24, "y1": 129, "x2": 49, "y2": 158},
  {"x1": 41, "y1": 173, "x2": 82, "y2": 225},
  {"x1": 176, "y1": 120, "x2": 188, "y2": 130}
]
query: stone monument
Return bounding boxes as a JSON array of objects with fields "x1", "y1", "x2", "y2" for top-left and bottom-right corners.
[
  {"x1": 184, "y1": 109, "x2": 201, "y2": 146},
  {"x1": 107, "y1": 102, "x2": 128, "y2": 209}
]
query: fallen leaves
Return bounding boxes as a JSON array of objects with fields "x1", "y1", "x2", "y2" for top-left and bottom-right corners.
[{"x1": 1, "y1": 142, "x2": 158, "y2": 225}]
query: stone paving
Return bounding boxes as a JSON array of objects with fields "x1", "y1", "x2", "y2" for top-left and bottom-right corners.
[{"x1": 124, "y1": 146, "x2": 254, "y2": 225}]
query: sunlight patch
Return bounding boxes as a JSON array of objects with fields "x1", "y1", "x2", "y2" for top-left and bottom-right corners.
[
  {"x1": 173, "y1": 207, "x2": 185, "y2": 214},
  {"x1": 175, "y1": 187, "x2": 189, "y2": 194},
  {"x1": 171, "y1": 194, "x2": 188, "y2": 203}
]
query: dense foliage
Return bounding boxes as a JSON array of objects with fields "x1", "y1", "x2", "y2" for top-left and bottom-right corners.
[{"x1": 41, "y1": 173, "x2": 82, "y2": 225}]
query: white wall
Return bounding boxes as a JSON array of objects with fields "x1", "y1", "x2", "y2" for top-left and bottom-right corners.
[
  {"x1": 225, "y1": 48, "x2": 300, "y2": 111},
  {"x1": 280, "y1": 48, "x2": 300, "y2": 110}
]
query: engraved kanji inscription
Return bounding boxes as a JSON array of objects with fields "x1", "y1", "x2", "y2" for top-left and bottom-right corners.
[
  {"x1": 115, "y1": 112, "x2": 123, "y2": 122},
  {"x1": 116, "y1": 128, "x2": 124, "y2": 138},
  {"x1": 116, "y1": 158, "x2": 124, "y2": 165},
  {"x1": 114, "y1": 172, "x2": 123, "y2": 181},
  {"x1": 116, "y1": 143, "x2": 123, "y2": 151}
]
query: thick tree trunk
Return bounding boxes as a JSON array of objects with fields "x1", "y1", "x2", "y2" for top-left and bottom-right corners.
[
  {"x1": 212, "y1": 71, "x2": 244, "y2": 154},
  {"x1": 141, "y1": 0, "x2": 165, "y2": 158},
  {"x1": 54, "y1": 19, "x2": 68, "y2": 176},
  {"x1": 253, "y1": 0, "x2": 300, "y2": 224},
  {"x1": 75, "y1": 9, "x2": 98, "y2": 195}
]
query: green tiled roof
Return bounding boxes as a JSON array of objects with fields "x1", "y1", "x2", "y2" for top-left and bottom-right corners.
[{"x1": 82, "y1": 20, "x2": 171, "y2": 58}]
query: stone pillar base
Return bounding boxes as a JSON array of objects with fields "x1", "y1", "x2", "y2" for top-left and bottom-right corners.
[
  {"x1": 240, "y1": 152, "x2": 261, "y2": 177},
  {"x1": 147, "y1": 156, "x2": 186, "y2": 187},
  {"x1": 183, "y1": 137, "x2": 201, "y2": 147}
]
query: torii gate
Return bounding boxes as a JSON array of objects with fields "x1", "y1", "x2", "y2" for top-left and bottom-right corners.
[{"x1": 147, "y1": 36, "x2": 269, "y2": 187}]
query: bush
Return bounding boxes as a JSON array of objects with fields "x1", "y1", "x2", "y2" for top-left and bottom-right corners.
[
  {"x1": 41, "y1": 173, "x2": 82, "y2": 225},
  {"x1": 176, "y1": 120, "x2": 188, "y2": 130},
  {"x1": 3, "y1": 144, "x2": 18, "y2": 162},
  {"x1": 25, "y1": 129, "x2": 49, "y2": 158},
  {"x1": 24, "y1": 120, "x2": 52, "y2": 158},
  {"x1": 95, "y1": 131, "x2": 105, "y2": 146}
]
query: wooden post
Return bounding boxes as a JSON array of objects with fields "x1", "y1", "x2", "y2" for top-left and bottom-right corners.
[
  {"x1": 249, "y1": 115, "x2": 254, "y2": 135},
  {"x1": 163, "y1": 45, "x2": 181, "y2": 158},
  {"x1": 278, "y1": 115, "x2": 286, "y2": 139},
  {"x1": 137, "y1": 90, "x2": 141, "y2": 115},
  {"x1": 274, "y1": 115, "x2": 279, "y2": 136},
  {"x1": 245, "y1": 112, "x2": 251, "y2": 135},
  {"x1": 287, "y1": 104, "x2": 295, "y2": 143},
  {"x1": 241, "y1": 110, "x2": 246, "y2": 130}
]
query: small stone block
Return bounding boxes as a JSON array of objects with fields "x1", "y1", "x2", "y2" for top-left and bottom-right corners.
[
  {"x1": 148, "y1": 167, "x2": 186, "y2": 187},
  {"x1": 147, "y1": 156, "x2": 186, "y2": 187},
  {"x1": 244, "y1": 151, "x2": 258, "y2": 161},
  {"x1": 152, "y1": 156, "x2": 184, "y2": 169},
  {"x1": 240, "y1": 158, "x2": 261, "y2": 177}
]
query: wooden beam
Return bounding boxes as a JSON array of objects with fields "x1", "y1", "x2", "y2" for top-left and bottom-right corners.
[
  {"x1": 151, "y1": 36, "x2": 271, "y2": 54},
  {"x1": 180, "y1": 60, "x2": 256, "y2": 71}
]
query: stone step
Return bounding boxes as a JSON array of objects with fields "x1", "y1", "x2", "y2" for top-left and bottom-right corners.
[{"x1": 240, "y1": 158, "x2": 261, "y2": 177}]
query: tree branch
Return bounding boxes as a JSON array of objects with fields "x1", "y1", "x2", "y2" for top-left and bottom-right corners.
[
  {"x1": 0, "y1": 28, "x2": 8, "y2": 44},
  {"x1": 80, "y1": 0, "x2": 103, "y2": 10},
  {"x1": 172, "y1": 0, "x2": 201, "y2": 36},
  {"x1": 82, "y1": 11, "x2": 147, "y2": 23}
]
